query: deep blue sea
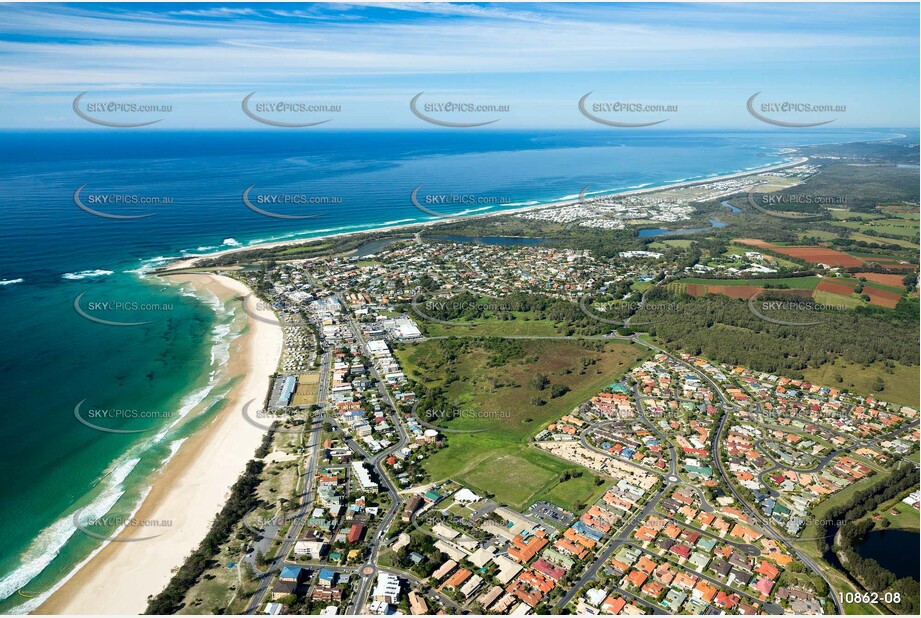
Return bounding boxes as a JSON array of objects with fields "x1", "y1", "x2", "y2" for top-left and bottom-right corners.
[{"x1": 0, "y1": 128, "x2": 904, "y2": 610}]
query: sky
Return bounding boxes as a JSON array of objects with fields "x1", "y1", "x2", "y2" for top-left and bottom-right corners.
[{"x1": 0, "y1": 2, "x2": 917, "y2": 129}]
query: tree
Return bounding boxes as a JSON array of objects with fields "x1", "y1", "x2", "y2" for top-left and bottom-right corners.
[
  {"x1": 530, "y1": 373, "x2": 549, "y2": 391},
  {"x1": 550, "y1": 384, "x2": 571, "y2": 399}
]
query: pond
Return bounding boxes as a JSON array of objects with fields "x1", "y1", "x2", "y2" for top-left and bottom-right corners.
[{"x1": 853, "y1": 528, "x2": 920, "y2": 581}]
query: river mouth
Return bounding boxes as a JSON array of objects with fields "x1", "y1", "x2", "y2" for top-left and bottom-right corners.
[{"x1": 852, "y1": 528, "x2": 921, "y2": 581}]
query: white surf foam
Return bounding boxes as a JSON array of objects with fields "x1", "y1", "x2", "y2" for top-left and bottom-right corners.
[{"x1": 61, "y1": 269, "x2": 113, "y2": 281}]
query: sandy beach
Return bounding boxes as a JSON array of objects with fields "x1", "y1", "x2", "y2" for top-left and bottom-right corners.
[
  {"x1": 164, "y1": 156, "x2": 810, "y2": 271},
  {"x1": 34, "y1": 155, "x2": 808, "y2": 614},
  {"x1": 37, "y1": 274, "x2": 283, "y2": 615}
]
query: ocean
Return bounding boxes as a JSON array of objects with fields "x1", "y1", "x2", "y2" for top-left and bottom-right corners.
[{"x1": 0, "y1": 128, "x2": 902, "y2": 611}]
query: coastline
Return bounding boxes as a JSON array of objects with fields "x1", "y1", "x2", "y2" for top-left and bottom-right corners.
[
  {"x1": 32, "y1": 152, "x2": 809, "y2": 613},
  {"x1": 163, "y1": 156, "x2": 809, "y2": 271},
  {"x1": 37, "y1": 274, "x2": 283, "y2": 615}
]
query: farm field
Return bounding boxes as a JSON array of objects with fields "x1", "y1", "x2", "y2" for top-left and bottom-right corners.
[
  {"x1": 847, "y1": 231, "x2": 919, "y2": 249},
  {"x1": 830, "y1": 217, "x2": 919, "y2": 239},
  {"x1": 674, "y1": 274, "x2": 906, "y2": 310},
  {"x1": 815, "y1": 279, "x2": 857, "y2": 296},
  {"x1": 862, "y1": 286, "x2": 903, "y2": 309},
  {"x1": 812, "y1": 290, "x2": 865, "y2": 310},
  {"x1": 735, "y1": 239, "x2": 865, "y2": 267},
  {"x1": 676, "y1": 276, "x2": 821, "y2": 289}
]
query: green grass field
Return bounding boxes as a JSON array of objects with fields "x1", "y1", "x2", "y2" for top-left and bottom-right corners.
[
  {"x1": 661, "y1": 238, "x2": 695, "y2": 248},
  {"x1": 847, "y1": 231, "x2": 919, "y2": 249},
  {"x1": 632, "y1": 281, "x2": 654, "y2": 293},
  {"x1": 829, "y1": 210, "x2": 885, "y2": 221},
  {"x1": 537, "y1": 472, "x2": 610, "y2": 514},
  {"x1": 395, "y1": 338, "x2": 646, "y2": 510},
  {"x1": 856, "y1": 493, "x2": 921, "y2": 532},
  {"x1": 799, "y1": 229, "x2": 841, "y2": 241},
  {"x1": 803, "y1": 359, "x2": 920, "y2": 408},
  {"x1": 647, "y1": 238, "x2": 696, "y2": 251},
  {"x1": 812, "y1": 290, "x2": 866, "y2": 310},
  {"x1": 831, "y1": 218, "x2": 919, "y2": 239},
  {"x1": 421, "y1": 315, "x2": 563, "y2": 338},
  {"x1": 880, "y1": 205, "x2": 919, "y2": 220}
]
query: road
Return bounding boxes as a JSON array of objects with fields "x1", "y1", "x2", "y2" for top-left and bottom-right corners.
[
  {"x1": 554, "y1": 483, "x2": 669, "y2": 611},
  {"x1": 336, "y1": 299, "x2": 411, "y2": 613},
  {"x1": 246, "y1": 298, "x2": 883, "y2": 614},
  {"x1": 555, "y1": 332, "x2": 844, "y2": 614},
  {"x1": 710, "y1": 399, "x2": 844, "y2": 615},
  {"x1": 244, "y1": 350, "x2": 331, "y2": 614},
  {"x1": 633, "y1": 386, "x2": 679, "y2": 479}
]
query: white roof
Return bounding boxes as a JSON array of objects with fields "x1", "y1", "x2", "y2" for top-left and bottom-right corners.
[
  {"x1": 367, "y1": 339, "x2": 389, "y2": 353},
  {"x1": 454, "y1": 488, "x2": 481, "y2": 503}
]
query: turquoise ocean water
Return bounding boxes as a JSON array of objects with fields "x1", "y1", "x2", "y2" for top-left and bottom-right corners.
[{"x1": 0, "y1": 128, "x2": 904, "y2": 611}]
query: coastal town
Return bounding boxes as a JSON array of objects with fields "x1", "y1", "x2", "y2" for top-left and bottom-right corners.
[
  {"x1": 35, "y1": 138, "x2": 912, "y2": 618},
  {"x1": 199, "y1": 214, "x2": 918, "y2": 617},
  {"x1": 3, "y1": 4, "x2": 920, "y2": 618}
]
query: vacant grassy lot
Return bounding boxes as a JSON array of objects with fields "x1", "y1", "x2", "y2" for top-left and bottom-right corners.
[
  {"x1": 660, "y1": 238, "x2": 695, "y2": 248},
  {"x1": 803, "y1": 359, "x2": 920, "y2": 408},
  {"x1": 537, "y1": 470, "x2": 610, "y2": 513},
  {"x1": 856, "y1": 493, "x2": 921, "y2": 532},
  {"x1": 395, "y1": 338, "x2": 646, "y2": 510},
  {"x1": 422, "y1": 315, "x2": 563, "y2": 338}
]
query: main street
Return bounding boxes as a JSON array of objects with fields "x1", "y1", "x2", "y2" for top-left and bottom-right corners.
[
  {"x1": 336, "y1": 297, "x2": 411, "y2": 613},
  {"x1": 245, "y1": 351, "x2": 330, "y2": 614}
]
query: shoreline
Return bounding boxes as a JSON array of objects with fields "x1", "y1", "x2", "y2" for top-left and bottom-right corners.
[
  {"x1": 37, "y1": 274, "x2": 283, "y2": 615},
  {"x1": 163, "y1": 155, "x2": 809, "y2": 271},
  {"x1": 32, "y1": 151, "x2": 807, "y2": 613}
]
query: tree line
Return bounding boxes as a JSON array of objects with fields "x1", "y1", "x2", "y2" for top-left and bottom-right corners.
[
  {"x1": 817, "y1": 464, "x2": 920, "y2": 614},
  {"x1": 145, "y1": 460, "x2": 266, "y2": 614}
]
